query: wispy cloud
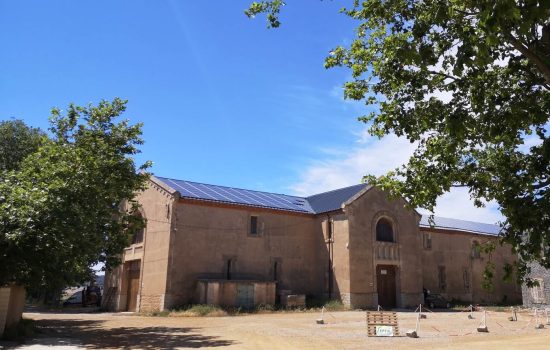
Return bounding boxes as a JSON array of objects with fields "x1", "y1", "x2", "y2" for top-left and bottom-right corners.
[{"x1": 289, "y1": 131, "x2": 503, "y2": 224}]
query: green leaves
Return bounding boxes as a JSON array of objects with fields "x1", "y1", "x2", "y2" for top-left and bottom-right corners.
[
  {"x1": 0, "y1": 99, "x2": 150, "y2": 293},
  {"x1": 248, "y1": 1, "x2": 550, "y2": 282},
  {"x1": 0, "y1": 120, "x2": 47, "y2": 172}
]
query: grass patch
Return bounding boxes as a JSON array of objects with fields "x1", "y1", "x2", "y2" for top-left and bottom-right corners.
[
  {"x1": 1, "y1": 318, "x2": 35, "y2": 341},
  {"x1": 145, "y1": 304, "x2": 228, "y2": 317},
  {"x1": 322, "y1": 300, "x2": 348, "y2": 311}
]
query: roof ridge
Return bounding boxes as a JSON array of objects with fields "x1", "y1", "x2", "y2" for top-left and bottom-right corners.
[
  {"x1": 156, "y1": 176, "x2": 307, "y2": 200},
  {"x1": 307, "y1": 182, "x2": 368, "y2": 199}
]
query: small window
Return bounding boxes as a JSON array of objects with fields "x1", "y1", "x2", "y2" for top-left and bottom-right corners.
[
  {"x1": 273, "y1": 261, "x2": 279, "y2": 281},
  {"x1": 250, "y1": 216, "x2": 258, "y2": 235},
  {"x1": 531, "y1": 278, "x2": 546, "y2": 304},
  {"x1": 423, "y1": 233, "x2": 432, "y2": 250},
  {"x1": 438, "y1": 265, "x2": 447, "y2": 291},
  {"x1": 226, "y1": 259, "x2": 233, "y2": 280},
  {"x1": 471, "y1": 241, "x2": 481, "y2": 259},
  {"x1": 463, "y1": 267, "x2": 470, "y2": 291},
  {"x1": 376, "y1": 218, "x2": 394, "y2": 242},
  {"x1": 328, "y1": 219, "x2": 334, "y2": 240}
]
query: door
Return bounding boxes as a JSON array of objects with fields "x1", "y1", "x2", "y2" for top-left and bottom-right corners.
[
  {"x1": 126, "y1": 260, "x2": 141, "y2": 311},
  {"x1": 376, "y1": 265, "x2": 396, "y2": 309},
  {"x1": 236, "y1": 283, "x2": 254, "y2": 309}
]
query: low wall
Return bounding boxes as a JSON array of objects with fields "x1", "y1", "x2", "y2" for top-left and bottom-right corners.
[
  {"x1": 0, "y1": 285, "x2": 26, "y2": 336},
  {"x1": 196, "y1": 280, "x2": 276, "y2": 308}
]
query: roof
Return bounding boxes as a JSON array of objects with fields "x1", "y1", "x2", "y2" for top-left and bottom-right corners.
[
  {"x1": 157, "y1": 177, "x2": 315, "y2": 214},
  {"x1": 306, "y1": 183, "x2": 369, "y2": 214},
  {"x1": 419, "y1": 215, "x2": 500, "y2": 236},
  {"x1": 155, "y1": 176, "x2": 500, "y2": 236}
]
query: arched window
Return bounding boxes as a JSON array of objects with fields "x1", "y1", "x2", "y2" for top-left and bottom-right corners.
[{"x1": 376, "y1": 218, "x2": 394, "y2": 242}]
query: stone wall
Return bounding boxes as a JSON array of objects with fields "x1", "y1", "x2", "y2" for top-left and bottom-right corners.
[{"x1": 522, "y1": 262, "x2": 550, "y2": 308}]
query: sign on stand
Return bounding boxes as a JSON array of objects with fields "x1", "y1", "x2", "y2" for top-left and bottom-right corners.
[{"x1": 367, "y1": 311, "x2": 399, "y2": 337}]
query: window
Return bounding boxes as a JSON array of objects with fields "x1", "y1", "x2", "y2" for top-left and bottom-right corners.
[
  {"x1": 438, "y1": 265, "x2": 447, "y2": 291},
  {"x1": 376, "y1": 218, "x2": 394, "y2": 242},
  {"x1": 463, "y1": 267, "x2": 470, "y2": 291},
  {"x1": 471, "y1": 241, "x2": 481, "y2": 259},
  {"x1": 531, "y1": 278, "x2": 546, "y2": 304},
  {"x1": 226, "y1": 259, "x2": 233, "y2": 280},
  {"x1": 273, "y1": 261, "x2": 279, "y2": 281},
  {"x1": 327, "y1": 218, "x2": 334, "y2": 240},
  {"x1": 423, "y1": 233, "x2": 432, "y2": 249},
  {"x1": 131, "y1": 213, "x2": 144, "y2": 245},
  {"x1": 250, "y1": 216, "x2": 258, "y2": 235}
]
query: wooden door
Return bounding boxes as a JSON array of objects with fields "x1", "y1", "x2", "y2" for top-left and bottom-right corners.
[
  {"x1": 126, "y1": 261, "x2": 141, "y2": 311},
  {"x1": 376, "y1": 265, "x2": 396, "y2": 309},
  {"x1": 236, "y1": 283, "x2": 254, "y2": 309}
]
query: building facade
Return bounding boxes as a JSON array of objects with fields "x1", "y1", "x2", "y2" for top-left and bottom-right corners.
[{"x1": 103, "y1": 176, "x2": 521, "y2": 312}]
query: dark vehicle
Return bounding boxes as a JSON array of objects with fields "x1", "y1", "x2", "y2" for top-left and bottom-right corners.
[
  {"x1": 83, "y1": 285, "x2": 102, "y2": 307},
  {"x1": 424, "y1": 293, "x2": 451, "y2": 309}
]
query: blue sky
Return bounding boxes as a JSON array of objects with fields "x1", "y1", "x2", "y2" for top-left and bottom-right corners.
[{"x1": 0, "y1": 1, "x2": 503, "y2": 223}]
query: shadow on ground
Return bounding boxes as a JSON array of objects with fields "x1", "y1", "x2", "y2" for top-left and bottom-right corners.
[{"x1": 29, "y1": 319, "x2": 236, "y2": 349}]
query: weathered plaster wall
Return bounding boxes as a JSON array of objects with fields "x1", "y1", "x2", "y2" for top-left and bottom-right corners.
[
  {"x1": 166, "y1": 201, "x2": 322, "y2": 307},
  {"x1": 421, "y1": 229, "x2": 521, "y2": 305}
]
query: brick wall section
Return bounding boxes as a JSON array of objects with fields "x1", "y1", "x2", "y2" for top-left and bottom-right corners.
[
  {"x1": 139, "y1": 294, "x2": 164, "y2": 312},
  {"x1": 522, "y1": 263, "x2": 550, "y2": 308}
]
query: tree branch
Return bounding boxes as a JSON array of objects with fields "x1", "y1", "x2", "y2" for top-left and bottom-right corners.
[{"x1": 507, "y1": 34, "x2": 550, "y2": 83}]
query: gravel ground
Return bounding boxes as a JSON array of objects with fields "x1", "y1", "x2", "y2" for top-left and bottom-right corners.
[{"x1": 5, "y1": 309, "x2": 550, "y2": 349}]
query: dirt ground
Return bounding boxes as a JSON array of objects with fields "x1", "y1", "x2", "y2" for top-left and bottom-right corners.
[{"x1": 8, "y1": 309, "x2": 550, "y2": 349}]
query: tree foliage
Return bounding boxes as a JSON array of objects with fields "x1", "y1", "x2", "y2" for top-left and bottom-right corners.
[
  {"x1": 0, "y1": 119, "x2": 47, "y2": 172},
  {"x1": 0, "y1": 99, "x2": 150, "y2": 292},
  {"x1": 247, "y1": 1, "x2": 550, "y2": 281}
]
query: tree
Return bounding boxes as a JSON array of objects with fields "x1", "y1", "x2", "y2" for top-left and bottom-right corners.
[
  {"x1": 0, "y1": 119, "x2": 47, "y2": 172},
  {"x1": 0, "y1": 98, "x2": 150, "y2": 293},
  {"x1": 246, "y1": 1, "x2": 550, "y2": 282}
]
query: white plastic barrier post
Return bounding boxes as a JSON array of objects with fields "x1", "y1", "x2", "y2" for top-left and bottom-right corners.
[
  {"x1": 508, "y1": 306, "x2": 517, "y2": 321},
  {"x1": 535, "y1": 309, "x2": 545, "y2": 329},
  {"x1": 316, "y1": 306, "x2": 325, "y2": 324},
  {"x1": 477, "y1": 310, "x2": 488, "y2": 332},
  {"x1": 407, "y1": 312, "x2": 420, "y2": 338},
  {"x1": 468, "y1": 304, "x2": 474, "y2": 319}
]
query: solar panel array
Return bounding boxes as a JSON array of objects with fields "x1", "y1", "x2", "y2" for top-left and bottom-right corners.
[
  {"x1": 155, "y1": 176, "x2": 500, "y2": 235},
  {"x1": 420, "y1": 215, "x2": 500, "y2": 236},
  {"x1": 157, "y1": 177, "x2": 315, "y2": 213}
]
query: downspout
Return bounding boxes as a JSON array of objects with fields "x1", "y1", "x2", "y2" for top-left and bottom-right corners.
[
  {"x1": 137, "y1": 211, "x2": 148, "y2": 313},
  {"x1": 327, "y1": 214, "x2": 333, "y2": 300}
]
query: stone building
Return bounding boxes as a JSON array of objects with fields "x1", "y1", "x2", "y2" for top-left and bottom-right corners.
[
  {"x1": 103, "y1": 176, "x2": 521, "y2": 312},
  {"x1": 522, "y1": 263, "x2": 550, "y2": 308}
]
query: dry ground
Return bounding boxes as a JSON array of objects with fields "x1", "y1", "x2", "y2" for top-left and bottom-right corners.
[{"x1": 9, "y1": 308, "x2": 550, "y2": 349}]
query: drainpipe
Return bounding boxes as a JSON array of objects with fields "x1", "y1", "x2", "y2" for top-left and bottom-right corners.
[{"x1": 327, "y1": 214, "x2": 333, "y2": 300}]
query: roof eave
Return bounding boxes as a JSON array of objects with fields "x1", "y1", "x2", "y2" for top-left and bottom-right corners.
[{"x1": 150, "y1": 175, "x2": 180, "y2": 198}]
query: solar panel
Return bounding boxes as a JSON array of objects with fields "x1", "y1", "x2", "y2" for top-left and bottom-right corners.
[
  {"x1": 419, "y1": 215, "x2": 500, "y2": 236},
  {"x1": 156, "y1": 177, "x2": 501, "y2": 235},
  {"x1": 157, "y1": 177, "x2": 315, "y2": 213}
]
